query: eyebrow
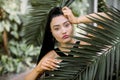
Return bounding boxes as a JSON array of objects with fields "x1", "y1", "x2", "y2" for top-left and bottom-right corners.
[{"x1": 52, "y1": 21, "x2": 70, "y2": 28}]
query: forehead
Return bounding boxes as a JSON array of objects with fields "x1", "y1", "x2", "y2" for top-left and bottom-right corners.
[{"x1": 50, "y1": 15, "x2": 68, "y2": 27}]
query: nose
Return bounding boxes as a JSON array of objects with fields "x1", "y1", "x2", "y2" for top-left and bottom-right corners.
[{"x1": 61, "y1": 27, "x2": 67, "y2": 34}]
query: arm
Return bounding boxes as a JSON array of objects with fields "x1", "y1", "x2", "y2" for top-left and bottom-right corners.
[
  {"x1": 25, "y1": 50, "x2": 60, "y2": 80},
  {"x1": 62, "y1": 6, "x2": 110, "y2": 24},
  {"x1": 77, "y1": 12, "x2": 109, "y2": 23},
  {"x1": 25, "y1": 67, "x2": 44, "y2": 80}
]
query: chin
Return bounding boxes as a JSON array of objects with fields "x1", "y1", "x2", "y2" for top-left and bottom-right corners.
[{"x1": 62, "y1": 38, "x2": 72, "y2": 43}]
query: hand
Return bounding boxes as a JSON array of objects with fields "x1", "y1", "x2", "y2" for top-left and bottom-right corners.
[
  {"x1": 62, "y1": 6, "x2": 79, "y2": 24},
  {"x1": 35, "y1": 57, "x2": 60, "y2": 72}
]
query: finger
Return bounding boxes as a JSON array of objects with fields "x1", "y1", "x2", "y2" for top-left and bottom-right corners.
[
  {"x1": 42, "y1": 66, "x2": 52, "y2": 71},
  {"x1": 46, "y1": 60, "x2": 56, "y2": 67},
  {"x1": 41, "y1": 59, "x2": 61, "y2": 71},
  {"x1": 62, "y1": 7, "x2": 69, "y2": 13},
  {"x1": 47, "y1": 59, "x2": 61, "y2": 68},
  {"x1": 46, "y1": 59, "x2": 59, "y2": 66},
  {"x1": 62, "y1": 8, "x2": 70, "y2": 13},
  {"x1": 62, "y1": 6, "x2": 69, "y2": 10},
  {"x1": 62, "y1": 6, "x2": 67, "y2": 10},
  {"x1": 42, "y1": 62, "x2": 54, "y2": 70},
  {"x1": 43, "y1": 62, "x2": 58, "y2": 71},
  {"x1": 48, "y1": 58, "x2": 60, "y2": 64}
]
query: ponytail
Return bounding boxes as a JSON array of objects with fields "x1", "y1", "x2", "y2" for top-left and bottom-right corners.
[{"x1": 37, "y1": 7, "x2": 63, "y2": 64}]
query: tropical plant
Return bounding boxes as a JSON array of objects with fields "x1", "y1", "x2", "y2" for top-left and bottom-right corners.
[
  {"x1": 0, "y1": 0, "x2": 40, "y2": 74},
  {"x1": 0, "y1": 0, "x2": 22, "y2": 55},
  {"x1": 45, "y1": 7, "x2": 120, "y2": 80},
  {"x1": 0, "y1": 40, "x2": 40, "y2": 74},
  {"x1": 23, "y1": 0, "x2": 86, "y2": 46},
  {"x1": 23, "y1": 0, "x2": 120, "y2": 80}
]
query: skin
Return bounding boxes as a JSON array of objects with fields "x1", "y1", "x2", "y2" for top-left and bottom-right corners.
[
  {"x1": 25, "y1": 11, "x2": 75, "y2": 80},
  {"x1": 62, "y1": 6, "x2": 110, "y2": 24},
  {"x1": 25, "y1": 6, "x2": 110, "y2": 80},
  {"x1": 50, "y1": 15, "x2": 75, "y2": 45}
]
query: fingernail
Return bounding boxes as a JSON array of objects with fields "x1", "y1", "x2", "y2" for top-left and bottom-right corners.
[
  {"x1": 56, "y1": 65, "x2": 60, "y2": 68},
  {"x1": 56, "y1": 61, "x2": 60, "y2": 63},
  {"x1": 54, "y1": 68, "x2": 58, "y2": 70}
]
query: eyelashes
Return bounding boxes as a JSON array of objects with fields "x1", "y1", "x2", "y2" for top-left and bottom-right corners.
[
  {"x1": 54, "y1": 23, "x2": 71, "y2": 31},
  {"x1": 64, "y1": 23, "x2": 71, "y2": 27}
]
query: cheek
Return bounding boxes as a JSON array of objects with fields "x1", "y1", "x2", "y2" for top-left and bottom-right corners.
[
  {"x1": 68, "y1": 26, "x2": 74, "y2": 35},
  {"x1": 51, "y1": 31, "x2": 61, "y2": 41}
]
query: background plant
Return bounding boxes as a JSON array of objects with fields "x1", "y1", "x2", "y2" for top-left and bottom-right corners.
[
  {"x1": 0, "y1": 40, "x2": 40, "y2": 74},
  {"x1": 0, "y1": 0, "x2": 40, "y2": 75},
  {"x1": 23, "y1": 0, "x2": 120, "y2": 80},
  {"x1": 23, "y1": 0, "x2": 90, "y2": 46},
  {"x1": 45, "y1": 7, "x2": 120, "y2": 80}
]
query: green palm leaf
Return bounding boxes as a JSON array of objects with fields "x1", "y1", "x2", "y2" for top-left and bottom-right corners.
[
  {"x1": 23, "y1": 0, "x2": 60, "y2": 46},
  {"x1": 23, "y1": 0, "x2": 120, "y2": 79},
  {"x1": 45, "y1": 7, "x2": 120, "y2": 80},
  {"x1": 23, "y1": 0, "x2": 75, "y2": 46}
]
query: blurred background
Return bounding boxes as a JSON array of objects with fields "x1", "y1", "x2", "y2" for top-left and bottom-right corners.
[{"x1": 0, "y1": 0, "x2": 119, "y2": 80}]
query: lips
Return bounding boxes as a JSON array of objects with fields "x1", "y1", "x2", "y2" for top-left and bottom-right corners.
[{"x1": 62, "y1": 35, "x2": 69, "y2": 39}]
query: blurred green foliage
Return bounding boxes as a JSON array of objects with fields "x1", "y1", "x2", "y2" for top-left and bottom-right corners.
[
  {"x1": 0, "y1": 0, "x2": 21, "y2": 38},
  {"x1": 0, "y1": 40, "x2": 40, "y2": 74},
  {"x1": 0, "y1": 0, "x2": 40, "y2": 74},
  {"x1": 0, "y1": 0, "x2": 89, "y2": 75},
  {"x1": 98, "y1": 0, "x2": 108, "y2": 12}
]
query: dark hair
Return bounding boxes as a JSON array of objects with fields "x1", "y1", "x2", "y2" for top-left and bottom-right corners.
[{"x1": 37, "y1": 7, "x2": 63, "y2": 64}]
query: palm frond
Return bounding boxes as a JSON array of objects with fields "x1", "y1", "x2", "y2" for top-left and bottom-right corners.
[
  {"x1": 23, "y1": 0, "x2": 75, "y2": 46},
  {"x1": 45, "y1": 7, "x2": 120, "y2": 80},
  {"x1": 23, "y1": 0, "x2": 60, "y2": 46}
]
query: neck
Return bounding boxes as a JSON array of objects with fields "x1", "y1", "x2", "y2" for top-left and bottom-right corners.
[{"x1": 58, "y1": 39, "x2": 77, "y2": 52}]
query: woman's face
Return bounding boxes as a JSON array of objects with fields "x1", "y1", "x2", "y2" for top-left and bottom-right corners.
[{"x1": 50, "y1": 15, "x2": 73, "y2": 44}]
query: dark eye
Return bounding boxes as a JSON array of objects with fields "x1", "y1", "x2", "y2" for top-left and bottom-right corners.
[
  {"x1": 54, "y1": 27, "x2": 59, "y2": 31},
  {"x1": 64, "y1": 23, "x2": 70, "y2": 27}
]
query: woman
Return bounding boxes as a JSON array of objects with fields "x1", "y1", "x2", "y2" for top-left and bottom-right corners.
[{"x1": 25, "y1": 6, "x2": 108, "y2": 80}]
